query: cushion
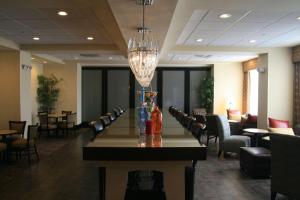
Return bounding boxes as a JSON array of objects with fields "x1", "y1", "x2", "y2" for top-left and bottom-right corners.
[
  {"x1": 229, "y1": 114, "x2": 242, "y2": 122},
  {"x1": 227, "y1": 109, "x2": 241, "y2": 119},
  {"x1": 268, "y1": 128, "x2": 294, "y2": 135},
  {"x1": 268, "y1": 118, "x2": 289, "y2": 128},
  {"x1": 246, "y1": 114, "x2": 257, "y2": 124}
]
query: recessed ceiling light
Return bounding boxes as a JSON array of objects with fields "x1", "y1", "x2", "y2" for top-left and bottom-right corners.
[
  {"x1": 33, "y1": 37, "x2": 40, "y2": 41},
  {"x1": 109, "y1": 57, "x2": 113, "y2": 60},
  {"x1": 219, "y1": 13, "x2": 232, "y2": 19},
  {"x1": 31, "y1": 57, "x2": 35, "y2": 60},
  {"x1": 43, "y1": 61, "x2": 47, "y2": 64},
  {"x1": 58, "y1": 11, "x2": 68, "y2": 16},
  {"x1": 196, "y1": 38, "x2": 203, "y2": 42},
  {"x1": 249, "y1": 39, "x2": 257, "y2": 43},
  {"x1": 86, "y1": 36, "x2": 94, "y2": 40}
]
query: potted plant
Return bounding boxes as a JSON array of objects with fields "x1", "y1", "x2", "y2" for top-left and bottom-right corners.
[
  {"x1": 198, "y1": 75, "x2": 214, "y2": 113},
  {"x1": 37, "y1": 74, "x2": 62, "y2": 113}
]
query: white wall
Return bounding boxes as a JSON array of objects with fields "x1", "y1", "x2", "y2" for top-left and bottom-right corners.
[
  {"x1": 19, "y1": 51, "x2": 32, "y2": 136},
  {"x1": 31, "y1": 62, "x2": 44, "y2": 124},
  {"x1": 213, "y1": 62, "x2": 244, "y2": 115}
]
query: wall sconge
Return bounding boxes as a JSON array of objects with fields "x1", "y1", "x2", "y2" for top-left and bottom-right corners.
[
  {"x1": 256, "y1": 66, "x2": 266, "y2": 73},
  {"x1": 22, "y1": 64, "x2": 32, "y2": 71}
]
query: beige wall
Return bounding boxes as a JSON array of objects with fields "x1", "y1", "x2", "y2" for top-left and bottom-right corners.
[
  {"x1": 213, "y1": 62, "x2": 244, "y2": 115},
  {"x1": 44, "y1": 61, "x2": 77, "y2": 113},
  {"x1": 0, "y1": 51, "x2": 20, "y2": 129},
  {"x1": 268, "y1": 48, "x2": 293, "y2": 125},
  {"x1": 31, "y1": 62, "x2": 43, "y2": 124}
]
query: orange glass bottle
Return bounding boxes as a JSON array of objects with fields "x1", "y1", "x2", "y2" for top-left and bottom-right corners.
[{"x1": 151, "y1": 106, "x2": 162, "y2": 135}]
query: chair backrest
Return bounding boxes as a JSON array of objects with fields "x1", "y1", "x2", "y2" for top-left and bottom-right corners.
[
  {"x1": 67, "y1": 113, "x2": 77, "y2": 125},
  {"x1": 270, "y1": 134, "x2": 300, "y2": 198},
  {"x1": 100, "y1": 116, "x2": 111, "y2": 127},
  {"x1": 38, "y1": 113, "x2": 48, "y2": 125},
  {"x1": 192, "y1": 108, "x2": 207, "y2": 116},
  {"x1": 118, "y1": 107, "x2": 124, "y2": 114},
  {"x1": 190, "y1": 122, "x2": 205, "y2": 140},
  {"x1": 216, "y1": 115, "x2": 231, "y2": 144},
  {"x1": 27, "y1": 124, "x2": 39, "y2": 142},
  {"x1": 113, "y1": 108, "x2": 121, "y2": 117},
  {"x1": 9, "y1": 120, "x2": 26, "y2": 137},
  {"x1": 194, "y1": 114, "x2": 206, "y2": 124},
  {"x1": 62, "y1": 110, "x2": 72, "y2": 115},
  {"x1": 205, "y1": 115, "x2": 219, "y2": 137},
  {"x1": 105, "y1": 112, "x2": 116, "y2": 122},
  {"x1": 92, "y1": 120, "x2": 104, "y2": 136},
  {"x1": 186, "y1": 116, "x2": 196, "y2": 130}
]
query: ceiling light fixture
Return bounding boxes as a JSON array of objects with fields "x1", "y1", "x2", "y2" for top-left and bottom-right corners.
[
  {"x1": 86, "y1": 36, "x2": 94, "y2": 40},
  {"x1": 33, "y1": 37, "x2": 40, "y2": 40},
  {"x1": 219, "y1": 13, "x2": 232, "y2": 19},
  {"x1": 196, "y1": 38, "x2": 203, "y2": 42},
  {"x1": 128, "y1": 0, "x2": 159, "y2": 88},
  {"x1": 43, "y1": 61, "x2": 47, "y2": 64},
  {"x1": 58, "y1": 11, "x2": 68, "y2": 16},
  {"x1": 249, "y1": 39, "x2": 257, "y2": 43}
]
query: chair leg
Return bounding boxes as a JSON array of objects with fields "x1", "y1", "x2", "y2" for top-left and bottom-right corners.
[
  {"x1": 218, "y1": 150, "x2": 223, "y2": 158},
  {"x1": 27, "y1": 148, "x2": 31, "y2": 164},
  {"x1": 271, "y1": 191, "x2": 277, "y2": 200},
  {"x1": 206, "y1": 136, "x2": 209, "y2": 146},
  {"x1": 34, "y1": 145, "x2": 39, "y2": 160}
]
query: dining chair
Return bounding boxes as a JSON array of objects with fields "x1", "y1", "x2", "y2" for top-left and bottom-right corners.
[
  {"x1": 91, "y1": 120, "x2": 104, "y2": 140},
  {"x1": 59, "y1": 113, "x2": 77, "y2": 136},
  {"x1": 11, "y1": 124, "x2": 39, "y2": 163},
  {"x1": 205, "y1": 115, "x2": 219, "y2": 146},
  {"x1": 61, "y1": 110, "x2": 72, "y2": 121},
  {"x1": 190, "y1": 122, "x2": 206, "y2": 142},
  {"x1": 38, "y1": 113, "x2": 57, "y2": 137},
  {"x1": 113, "y1": 108, "x2": 121, "y2": 117},
  {"x1": 7, "y1": 120, "x2": 26, "y2": 142},
  {"x1": 99, "y1": 116, "x2": 111, "y2": 128},
  {"x1": 105, "y1": 112, "x2": 117, "y2": 122}
]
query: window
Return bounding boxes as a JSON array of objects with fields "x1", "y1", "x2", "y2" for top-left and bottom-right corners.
[{"x1": 248, "y1": 69, "x2": 258, "y2": 115}]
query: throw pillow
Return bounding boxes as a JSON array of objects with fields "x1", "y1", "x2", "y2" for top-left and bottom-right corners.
[
  {"x1": 246, "y1": 114, "x2": 257, "y2": 123},
  {"x1": 229, "y1": 114, "x2": 242, "y2": 122},
  {"x1": 227, "y1": 109, "x2": 241, "y2": 119},
  {"x1": 268, "y1": 117, "x2": 289, "y2": 128}
]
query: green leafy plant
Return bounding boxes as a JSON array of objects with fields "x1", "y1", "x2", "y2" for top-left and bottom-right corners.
[
  {"x1": 37, "y1": 74, "x2": 62, "y2": 113},
  {"x1": 198, "y1": 75, "x2": 214, "y2": 113}
]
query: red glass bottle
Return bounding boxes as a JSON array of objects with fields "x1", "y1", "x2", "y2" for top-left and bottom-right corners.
[{"x1": 151, "y1": 106, "x2": 162, "y2": 135}]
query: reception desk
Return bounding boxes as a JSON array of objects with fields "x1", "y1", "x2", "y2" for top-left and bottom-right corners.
[{"x1": 83, "y1": 109, "x2": 207, "y2": 200}]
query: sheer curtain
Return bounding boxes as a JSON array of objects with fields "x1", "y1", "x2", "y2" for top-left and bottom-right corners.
[{"x1": 248, "y1": 69, "x2": 258, "y2": 115}]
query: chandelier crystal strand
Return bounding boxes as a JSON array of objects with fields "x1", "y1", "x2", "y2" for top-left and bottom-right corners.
[{"x1": 128, "y1": 0, "x2": 159, "y2": 88}]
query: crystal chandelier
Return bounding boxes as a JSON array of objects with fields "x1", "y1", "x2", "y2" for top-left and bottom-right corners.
[{"x1": 128, "y1": 0, "x2": 159, "y2": 88}]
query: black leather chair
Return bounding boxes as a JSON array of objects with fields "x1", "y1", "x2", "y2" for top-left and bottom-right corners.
[
  {"x1": 183, "y1": 116, "x2": 196, "y2": 130},
  {"x1": 270, "y1": 134, "x2": 300, "y2": 200},
  {"x1": 99, "y1": 116, "x2": 111, "y2": 128},
  {"x1": 105, "y1": 112, "x2": 117, "y2": 122},
  {"x1": 205, "y1": 115, "x2": 219, "y2": 146},
  {"x1": 113, "y1": 108, "x2": 121, "y2": 117},
  {"x1": 91, "y1": 120, "x2": 104, "y2": 139},
  {"x1": 190, "y1": 122, "x2": 206, "y2": 142}
]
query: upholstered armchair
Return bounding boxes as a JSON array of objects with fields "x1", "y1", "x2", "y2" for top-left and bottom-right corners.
[
  {"x1": 216, "y1": 115, "x2": 251, "y2": 157},
  {"x1": 270, "y1": 134, "x2": 300, "y2": 200}
]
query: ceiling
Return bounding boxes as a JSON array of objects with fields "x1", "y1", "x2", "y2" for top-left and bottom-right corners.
[{"x1": 1, "y1": 0, "x2": 300, "y2": 63}]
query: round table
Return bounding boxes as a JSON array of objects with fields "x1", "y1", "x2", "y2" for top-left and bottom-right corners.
[
  {"x1": 243, "y1": 128, "x2": 269, "y2": 146},
  {"x1": 0, "y1": 129, "x2": 18, "y2": 140}
]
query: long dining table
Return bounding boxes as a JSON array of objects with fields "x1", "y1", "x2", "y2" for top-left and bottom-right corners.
[{"x1": 83, "y1": 109, "x2": 207, "y2": 200}]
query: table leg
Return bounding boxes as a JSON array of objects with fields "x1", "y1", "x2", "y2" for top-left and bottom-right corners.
[{"x1": 99, "y1": 167, "x2": 106, "y2": 200}]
